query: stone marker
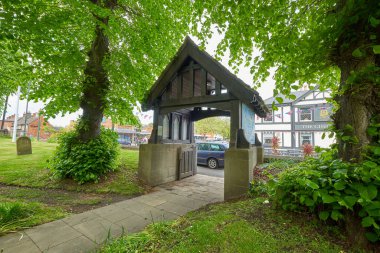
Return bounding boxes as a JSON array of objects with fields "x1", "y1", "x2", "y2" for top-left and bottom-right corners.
[{"x1": 16, "y1": 136, "x2": 32, "y2": 155}]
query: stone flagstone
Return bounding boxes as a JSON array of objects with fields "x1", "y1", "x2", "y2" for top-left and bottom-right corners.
[{"x1": 0, "y1": 174, "x2": 224, "y2": 253}]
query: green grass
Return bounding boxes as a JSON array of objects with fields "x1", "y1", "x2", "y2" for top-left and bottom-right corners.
[
  {"x1": 0, "y1": 138, "x2": 143, "y2": 195},
  {"x1": 101, "y1": 197, "x2": 349, "y2": 253},
  {"x1": 0, "y1": 137, "x2": 144, "y2": 234},
  {"x1": 0, "y1": 200, "x2": 65, "y2": 235}
]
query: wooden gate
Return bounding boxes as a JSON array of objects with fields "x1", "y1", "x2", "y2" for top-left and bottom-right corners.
[{"x1": 178, "y1": 145, "x2": 197, "y2": 180}]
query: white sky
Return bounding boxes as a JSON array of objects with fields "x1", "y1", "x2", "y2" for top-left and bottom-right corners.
[{"x1": 4, "y1": 32, "x2": 275, "y2": 127}]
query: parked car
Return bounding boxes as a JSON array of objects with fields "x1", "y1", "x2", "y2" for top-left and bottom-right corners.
[{"x1": 196, "y1": 142, "x2": 228, "y2": 169}]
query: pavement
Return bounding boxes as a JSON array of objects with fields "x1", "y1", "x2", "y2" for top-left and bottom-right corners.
[
  {"x1": 0, "y1": 174, "x2": 224, "y2": 253},
  {"x1": 197, "y1": 165, "x2": 224, "y2": 178}
]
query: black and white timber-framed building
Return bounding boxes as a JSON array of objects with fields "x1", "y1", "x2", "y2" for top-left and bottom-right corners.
[{"x1": 255, "y1": 88, "x2": 334, "y2": 149}]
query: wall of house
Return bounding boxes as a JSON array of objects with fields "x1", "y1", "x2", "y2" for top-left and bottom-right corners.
[{"x1": 27, "y1": 117, "x2": 53, "y2": 139}]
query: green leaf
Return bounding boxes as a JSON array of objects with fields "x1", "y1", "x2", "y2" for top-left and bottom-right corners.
[
  {"x1": 321, "y1": 193, "x2": 335, "y2": 204},
  {"x1": 361, "y1": 216, "x2": 375, "y2": 227},
  {"x1": 365, "y1": 232, "x2": 379, "y2": 243},
  {"x1": 343, "y1": 196, "x2": 357, "y2": 209},
  {"x1": 275, "y1": 97, "x2": 283, "y2": 104},
  {"x1": 331, "y1": 210, "x2": 342, "y2": 221},
  {"x1": 358, "y1": 185, "x2": 378, "y2": 201},
  {"x1": 352, "y1": 48, "x2": 364, "y2": 58},
  {"x1": 319, "y1": 211, "x2": 329, "y2": 221},
  {"x1": 305, "y1": 179, "x2": 319, "y2": 190},
  {"x1": 369, "y1": 16, "x2": 380, "y2": 28},
  {"x1": 372, "y1": 45, "x2": 380, "y2": 55},
  {"x1": 333, "y1": 180, "x2": 346, "y2": 190}
]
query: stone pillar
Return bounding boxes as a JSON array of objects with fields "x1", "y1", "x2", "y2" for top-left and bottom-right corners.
[
  {"x1": 255, "y1": 146, "x2": 264, "y2": 164},
  {"x1": 224, "y1": 147, "x2": 257, "y2": 200}
]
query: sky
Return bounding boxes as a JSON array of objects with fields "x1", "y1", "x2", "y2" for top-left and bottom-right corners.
[{"x1": 4, "y1": 32, "x2": 275, "y2": 127}]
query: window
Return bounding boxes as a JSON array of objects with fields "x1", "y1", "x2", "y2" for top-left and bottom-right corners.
[
  {"x1": 197, "y1": 143, "x2": 210, "y2": 151},
  {"x1": 263, "y1": 132, "x2": 273, "y2": 146},
  {"x1": 162, "y1": 115, "x2": 170, "y2": 139},
  {"x1": 300, "y1": 132, "x2": 312, "y2": 145},
  {"x1": 181, "y1": 118, "x2": 188, "y2": 140},
  {"x1": 173, "y1": 115, "x2": 180, "y2": 140},
  {"x1": 210, "y1": 144, "x2": 223, "y2": 151},
  {"x1": 263, "y1": 110, "x2": 273, "y2": 122},
  {"x1": 300, "y1": 108, "x2": 312, "y2": 121}
]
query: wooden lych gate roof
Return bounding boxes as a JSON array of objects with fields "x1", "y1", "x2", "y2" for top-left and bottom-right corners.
[{"x1": 143, "y1": 36, "x2": 268, "y2": 118}]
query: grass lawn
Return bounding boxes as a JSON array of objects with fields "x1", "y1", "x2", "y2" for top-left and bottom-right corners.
[
  {"x1": 0, "y1": 136, "x2": 145, "y2": 235},
  {"x1": 101, "y1": 197, "x2": 349, "y2": 253}
]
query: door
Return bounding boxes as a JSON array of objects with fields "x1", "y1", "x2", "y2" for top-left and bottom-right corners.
[{"x1": 178, "y1": 145, "x2": 197, "y2": 180}]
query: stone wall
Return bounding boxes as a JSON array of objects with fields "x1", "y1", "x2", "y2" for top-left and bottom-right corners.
[{"x1": 138, "y1": 143, "x2": 192, "y2": 186}]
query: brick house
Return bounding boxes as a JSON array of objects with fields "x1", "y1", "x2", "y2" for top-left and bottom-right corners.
[{"x1": 4, "y1": 113, "x2": 54, "y2": 139}]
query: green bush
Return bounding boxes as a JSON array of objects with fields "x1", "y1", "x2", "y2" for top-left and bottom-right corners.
[
  {"x1": 269, "y1": 149, "x2": 380, "y2": 243},
  {"x1": 50, "y1": 128, "x2": 120, "y2": 184}
]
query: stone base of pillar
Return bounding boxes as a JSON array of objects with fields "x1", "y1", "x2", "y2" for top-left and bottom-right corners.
[
  {"x1": 224, "y1": 147, "x2": 257, "y2": 200},
  {"x1": 138, "y1": 143, "x2": 187, "y2": 186}
]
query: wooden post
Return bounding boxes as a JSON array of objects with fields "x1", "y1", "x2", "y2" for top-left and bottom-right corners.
[
  {"x1": 229, "y1": 100, "x2": 241, "y2": 148},
  {"x1": 37, "y1": 113, "x2": 41, "y2": 141}
]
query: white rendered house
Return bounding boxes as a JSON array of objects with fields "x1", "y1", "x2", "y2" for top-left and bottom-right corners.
[{"x1": 255, "y1": 88, "x2": 335, "y2": 150}]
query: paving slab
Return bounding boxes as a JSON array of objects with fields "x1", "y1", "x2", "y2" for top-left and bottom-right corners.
[
  {"x1": 25, "y1": 220, "x2": 82, "y2": 251},
  {"x1": 0, "y1": 174, "x2": 224, "y2": 253},
  {"x1": 0, "y1": 233, "x2": 41, "y2": 253},
  {"x1": 45, "y1": 236, "x2": 97, "y2": 253}
]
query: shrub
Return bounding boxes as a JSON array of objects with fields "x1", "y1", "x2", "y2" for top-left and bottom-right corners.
[
  {"x1": 268, "y1": 150, "x2": 380, "y2": 243},
  {"x1": 50, "y1": 128, "x2": 120, "y2": 184},
  {"x1": 302, "y1": 143, "x2": 314, "y2": 157},
  {"x1": 271, "y1": 136, "x2": 280, "y2": 155}
]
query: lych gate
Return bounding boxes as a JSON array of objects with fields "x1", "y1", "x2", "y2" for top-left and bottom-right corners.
[{"x1": 138, "y1": 37, "x2": 269, "y2": 200}]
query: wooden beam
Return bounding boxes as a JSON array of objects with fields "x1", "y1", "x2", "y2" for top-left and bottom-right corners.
[
  {"x1": 229, "y1": 100, "x2": 241, "y2": 148},
  {"x1": 159, "y1": 101, "x2": 234, "y2": 115},
  {"x1": 201, "y1": 69, "x2": 207, "y2": 96},
  {"x1": 190, "y1": 109, "x2": 230, "y2": 121},
  {"x1": 215, "y1": 81, "x2": 221, "y2": 95},
  {"x1": 160, "y1": 93, "x2": 235, "y2": 108}
]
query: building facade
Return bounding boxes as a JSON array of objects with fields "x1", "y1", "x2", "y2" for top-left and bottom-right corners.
[
  {"x1": 255, "y1": 89, "x2": 334, "y2": 149},
  {"x1": 2, "y1": 113, "x2": 54, "y2": 139}
]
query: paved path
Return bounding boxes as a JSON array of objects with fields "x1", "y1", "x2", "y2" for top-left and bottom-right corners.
[
  {"x1": 0, "y1": 175, "x2": 224, "y2": 253},
  {"x1": 197, "y1": 165, "x2": 224, "y2": 178}
]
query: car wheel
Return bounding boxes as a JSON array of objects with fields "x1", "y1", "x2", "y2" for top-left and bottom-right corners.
[{"x1": 207, "y1": 158, "x2": 218, "y2": 169}]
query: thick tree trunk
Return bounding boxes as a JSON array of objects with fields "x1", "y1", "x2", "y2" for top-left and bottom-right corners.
[
  {"x1": 331, "y1": 0, "x2": 380, "y2": 162},
  {"x1": 78, "y1": 0, "x2": 115, "y2": 142},
  {"x1": 1, "y1": 95, "x2": 9, "y2": 130},
  {"x1": 333, "y1": 60, "x2": 379, "y2": 162}
]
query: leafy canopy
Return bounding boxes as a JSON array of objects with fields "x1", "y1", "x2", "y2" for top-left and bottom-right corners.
[
  {"x1": 0, "y1": 0, "x2": 193, "y2": 124},
  {"x1": 193, "y1": 0, "x2": 379, "y2": 97}
]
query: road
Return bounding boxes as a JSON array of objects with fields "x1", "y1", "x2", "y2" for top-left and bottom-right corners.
[{"x1": 197, "y1": 165, "x2": 224, "y2": 178}]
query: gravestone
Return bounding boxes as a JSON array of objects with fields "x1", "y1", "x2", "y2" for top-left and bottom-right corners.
[{"x1": 17, "y1": 136, "x2": 32, "y2": 155}]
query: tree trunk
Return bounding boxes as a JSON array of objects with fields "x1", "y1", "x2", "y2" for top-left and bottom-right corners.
[
  {"x1": 1, "y1": 95, "x2": 9, "y2": 130},
  {"x1": 331, "y1": 0, "x2": 380, "y2": 162},
  {"x1": 333, "y1": 60, "x2": 380, "y2": 162},
  {"x1": 77, "y1": 0, "x2": 116, "y2": 142}
]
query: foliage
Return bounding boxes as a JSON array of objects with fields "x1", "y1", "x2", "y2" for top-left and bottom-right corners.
[
  {"x1": 271, "y1": 136, "x2": 280, "y2": 155},
  {"x1": 0, "y1": 0, "x2": 193, "y2": 125},
  {"x1": 50, "y1": 128, "x2": 120, "y2": 184},
  {"x1": 302, "y1": 143, "x2": 314, "y2": 157},
  {"x1": 0, "y1": 138, "x2": 143, "y2": 195},
  {"x1": 269, "y1": 150, "x2": 380, "y2": 243},
  {"x1": 250, "y1": 159, "x2": 300, "y2": 196},
  {"x1": 194, "y1": 117, "x2": 230, "y2": 139},
  {"x1": 0, "y1": 201, "x2": 65, "y2": 235},
  {"x1": 101, "y1": 198, "x2": 348, "y2": 252}
]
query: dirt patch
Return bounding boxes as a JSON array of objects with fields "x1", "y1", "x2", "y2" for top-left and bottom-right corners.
[{"x1": 0, "y1": 183, "x2": 140, "y2": 213}]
